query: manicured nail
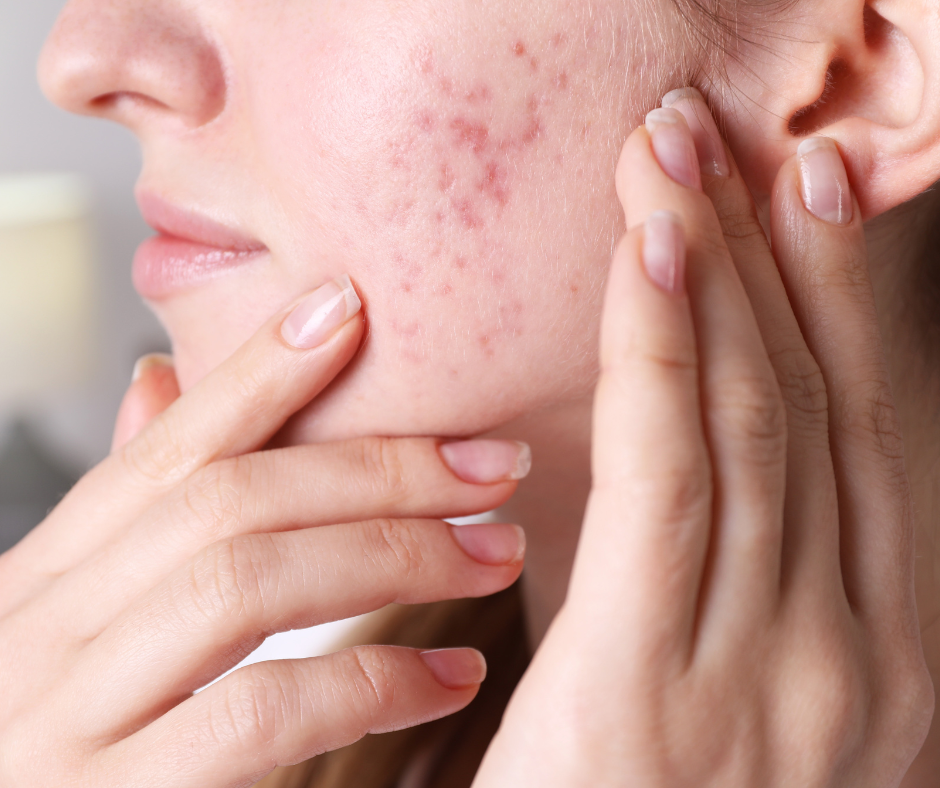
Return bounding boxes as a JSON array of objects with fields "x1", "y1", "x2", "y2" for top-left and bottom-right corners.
[
  {"x1": 132, "y1": 353, "x2": 174, "y2": 382},
  {"x1": 645, "y1": 108, "x2": 703, "y2": 191},
  {"x1": 281, "y1": 275, "x2": 362, "y2": 349},
  {"x1": 643, "y1": 211, "x2": 686, "y2": 294},
  {"x1": 661, "y1": 87, "x2": 730, "y2": 178},
  {"x1": 797, "y1": 137, "x2": 853, "y2": 226},
  {"x1": 450, "y1": 523, "x2": 526, "y2": 565},
  {"x1": 439, "y1": 440, "x2": 532, "y2": 484},
  {"x1": 420, "y1": 648, "x2": 487, "y2": 689}
]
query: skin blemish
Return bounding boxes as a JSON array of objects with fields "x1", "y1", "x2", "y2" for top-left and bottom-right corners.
[
  {"x1": 529, "y1": 57, "x2": 539, "y2": 72},
  {"x1": 453, "y1": 255, "x2": 468, "y2": 270},
  {"x1": 550, "y1": 32, "x2": 567, "y2": 49},
  {"x1": 480, "y1": 160, "x2": 509, "y2": 205},
  {"x1": 450, "y1": 117, "x2": 490, "y2": 154},
  {"x1": 416, "y1": 109, "x2": 436, "y2": 133},
  {"x1": 464, "y1": 84, "x2": 493, "y2": 104},
  {"x1": 513, "y1": 41, "x2": 526, "y2": 57},
  {"x1": 553, "y1": 71, "x2": 569, "y2": 91},
  {"x1": 453, "y1": 196, "x2": 483, "y2": 229}
]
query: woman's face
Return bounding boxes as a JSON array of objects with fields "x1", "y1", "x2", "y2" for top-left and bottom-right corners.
[{"x1": 41, "y1": 0, "x2": 686, "y2": 443}]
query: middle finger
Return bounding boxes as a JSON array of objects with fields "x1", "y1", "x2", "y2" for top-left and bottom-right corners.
[{"x1": 18, "y1": 437, "x2": 528, "y2": 644}]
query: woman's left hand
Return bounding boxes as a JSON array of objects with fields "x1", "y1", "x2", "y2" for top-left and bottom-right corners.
[{"x1": 474, "y1": 89, "x2": 934, "y2": 787}]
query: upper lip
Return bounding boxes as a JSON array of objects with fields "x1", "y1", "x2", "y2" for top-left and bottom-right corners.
[{"x1": 136, "y1": 191, "x2": 268, "y2": 252}]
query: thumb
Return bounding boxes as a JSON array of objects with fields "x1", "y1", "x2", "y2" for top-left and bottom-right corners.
[{"x1": 111, "y1": 354, "x2": 181, "y2": 453}]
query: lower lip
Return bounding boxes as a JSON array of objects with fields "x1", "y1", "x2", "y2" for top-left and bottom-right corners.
[{"x1": 133, "y1": 235, "x2": 267, "y2": 299}]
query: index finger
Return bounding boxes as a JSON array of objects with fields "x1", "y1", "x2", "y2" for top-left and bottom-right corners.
[{"x1": 12, "y1": 275, "x2": 364, "y2": 582}]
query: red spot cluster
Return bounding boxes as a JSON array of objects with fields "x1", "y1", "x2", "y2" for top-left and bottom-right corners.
[{"x1": 449, "y1": 117, "x2": 490, "y2": 154}]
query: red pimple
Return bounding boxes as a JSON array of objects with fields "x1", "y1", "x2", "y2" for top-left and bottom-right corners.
[
  {"x1": 480, "y1": 160, "x2": 510, "y2": 205},
  {"x1": 464, "y1": 84, "x2": 493, "y2": 104},
  {"x1": 529, "y1": 56, "x2": 539, "y2": 72},
  {"x1": 513, "y1": 41, "x2": 526, "y2": 56},
  {"x1": 416, "y1": 109, "x2": 436, "y2": 133},
  {"x1": 453, "y1": 255, "x2": 468, "y2": 270},
  {"x1": 450, "y1": 117, "x2": 490, "y2": 154},
  {"x1": 453, "y1": 196, "x2": 483, "y2": 229}
]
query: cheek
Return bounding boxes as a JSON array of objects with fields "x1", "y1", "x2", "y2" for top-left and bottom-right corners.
[
  {"x1": 239, "y1": 3, "x2": 652, "y2": 437},
  {"x1": 281, "y1": 19, "x2": 616, "y2": 360}
]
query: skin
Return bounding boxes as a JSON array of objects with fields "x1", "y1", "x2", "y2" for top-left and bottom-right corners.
[{"x1": 5, "y1": 0, "x2": 940, "y2": 783}]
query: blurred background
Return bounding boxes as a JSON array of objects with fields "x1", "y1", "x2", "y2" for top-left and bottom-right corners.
[{"x1": 1, "y1": 1, "x2": 168, "y2": 550}]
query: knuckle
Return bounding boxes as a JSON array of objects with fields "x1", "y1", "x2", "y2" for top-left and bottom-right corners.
[
  {"x1": 352, "y1": 436, "x2": 409, "y2": 497},
  {"x1": 179, "y1": 458, "x2": 251, "y2": 542},
  {"x1": 343, "y1": 646, "x2": 399, "y2": 728},
  {"x1": 119, "y1": 414, "x2": 189, "y2": 487},
  {"x1": 712, "y1": 374, "x2": 787, "y2": 463},
  {"x1": 769, "y1": 346, "x2": 829, "y2": 427},
  {"x1": 604, "y1": 459, "x2": 712, "y2": 531},
  {"x1": 600, "y1": 336, "x2": 698, "y2": 382},
  {"x1": 184, "y1": 536, "x2": 271, "y2": 625},
  {"x1": 805, "y1": 653, "x2": 869, "y2": 753},
  {"x1": 364, "y1": 519, "x2": 428, "y2": 585},
  {"x1": 892, "y1": 664, "x2": 935, "y2": 739},
  {"x1": 835, "y1": 378, "x2": 904, "y2": 455},
  {"x1": 212, "y1": 665, "x2": 296, "y2": 752}
]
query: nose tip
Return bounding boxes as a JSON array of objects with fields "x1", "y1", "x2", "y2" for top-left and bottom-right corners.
[{"x1": 38, "y1": 1, "x2": 225, "y2": 129}]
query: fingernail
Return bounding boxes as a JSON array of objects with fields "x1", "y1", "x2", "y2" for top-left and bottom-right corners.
[
  {"x1": 797, "y1": 137, "x2": 853, "y2": 226},
  {"x1": 450, "y1": 523, "x2": 526, "y2": 565},
  {"x1": 643, "y1": 211, "x2": 686, "y2": 294},
  {"x1": 281, "y1": 274, "x2": 362, "y2": 349},
  {"x1": 132, "y1": 353, "x2": 174, "y2": 382},
  {"x1": 645, "y1": 107, "x2": 703, "y2": 191},
  {"x1": 439, "y1": 440, "x2": 532, "y2": 484},
  {"x1": 420, "y1": 648, "x2": 487, "y2": 689},
  {"x1": 661, "y1": 87, "x2": 730, "y2": 178}
]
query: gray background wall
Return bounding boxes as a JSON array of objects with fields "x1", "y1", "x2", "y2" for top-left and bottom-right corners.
[{"x1": 1, "y1": 0, "x2": 169, "y2": 469}]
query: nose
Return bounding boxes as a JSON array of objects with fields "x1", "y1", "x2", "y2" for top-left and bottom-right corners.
[{"x1": 38, "y1": 0, "x2": 226, "y2": 131}]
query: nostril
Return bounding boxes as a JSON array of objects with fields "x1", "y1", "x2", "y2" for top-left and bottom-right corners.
[
  {"x1": 37, "y1": 3, "x2": 227, "y2": 128},
  {"x1": 88, "y1": 91, "x2": 173, "y2": 116}
]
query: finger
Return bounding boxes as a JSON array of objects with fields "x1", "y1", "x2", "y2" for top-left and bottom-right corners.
[
  {"x1": 110, "y1": 354, "x2": 181, "y2": 453},
  {"x1": 770, "y1": 139, "x2": 914, "y2": 618},
  {"x1": 665, "y1": 88, "x2": 841, "y2": 596},
  {"x1": 13, "y1": 276, "x2": 365, "y2": 582},
  {"x1": 33, "y1": 438, "x2": 528, "y2": 641},
  {"x1": 101, "y1": 646, "x2": 485, "y2": 788},
  {"x1": 68, "y1": 519, "x2": 523, "y2": 737},
  {"x1": 568, "y1": 205, "x2": 712, "y2": 665},
  {"x1": 616, "y1": 113, "x2": 788, "y2": 634}
]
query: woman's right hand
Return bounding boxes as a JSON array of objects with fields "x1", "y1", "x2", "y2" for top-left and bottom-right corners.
[{"x1": 0, "y1": 276, "x2": 528, "y2": 787}]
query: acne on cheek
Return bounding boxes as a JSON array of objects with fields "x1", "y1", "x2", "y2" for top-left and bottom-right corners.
[
  {"x1": 371, "y1": 35, "x2": 574, "y2": 362},
  {"x1": 407, "y1": 36, "x2": 570, "y2": 233}
]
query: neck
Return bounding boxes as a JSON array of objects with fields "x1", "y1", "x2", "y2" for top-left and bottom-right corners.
[{"x1": 486, "y1": 397, "x2": 594, "y2": 647}]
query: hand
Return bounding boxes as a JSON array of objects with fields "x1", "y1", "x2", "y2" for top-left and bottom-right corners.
[
  {"x1": 0, "y1": 277, "x2": 528, "y2": 787},
  {"x1": 474, "y1": 90, "x2": 933, "y2": 786}
]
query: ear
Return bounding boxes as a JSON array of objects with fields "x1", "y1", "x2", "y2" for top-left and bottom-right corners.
[{"x1": 711, "y1": 0, "x2": 940, "y2": 219}]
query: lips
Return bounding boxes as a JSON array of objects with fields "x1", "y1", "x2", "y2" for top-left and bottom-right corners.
[{"x1": 133, "y1": 192, "x2": 268, "y2": 299}]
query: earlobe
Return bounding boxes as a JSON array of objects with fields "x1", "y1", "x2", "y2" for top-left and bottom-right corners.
[{"x1": 717, "y1": 0, "x2": 940, "y2": 219}]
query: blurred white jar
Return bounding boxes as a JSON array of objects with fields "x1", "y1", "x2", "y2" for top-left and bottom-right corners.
[{"x1": 0, "y1": 172, "x2": 96, "y2": 409}]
